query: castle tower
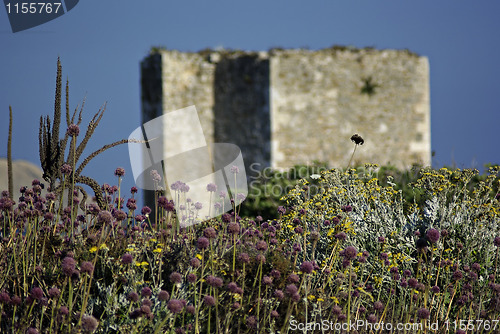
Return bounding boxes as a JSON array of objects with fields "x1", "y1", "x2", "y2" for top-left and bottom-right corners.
[{"x1": 140, "y1": 47, "x2": 431, "y2": 177}]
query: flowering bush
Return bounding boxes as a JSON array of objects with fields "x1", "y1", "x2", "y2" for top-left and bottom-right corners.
[{"x1": 1, "y1": 62, "x2": 499, "y2": 333}]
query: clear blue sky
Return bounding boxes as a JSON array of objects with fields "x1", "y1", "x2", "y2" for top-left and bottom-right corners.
[{"x1": 1, "y1": 1, "x2": 499, "y2": 209}]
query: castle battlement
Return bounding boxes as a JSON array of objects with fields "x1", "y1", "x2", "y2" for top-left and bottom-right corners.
[{"x1": 141, "y1": 46, "x2": 430, "y2": 173}]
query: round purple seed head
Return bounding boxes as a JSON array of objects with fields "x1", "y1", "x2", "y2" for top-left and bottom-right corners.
[
  {"x1": 262, "y1": 276, "x2": 273, "y2": 285},
  {"x1": 256, "y1": 240, "x2": 268, "y2": 251},
  {"x1": 30, "y1": 287, "x2": 44, "y2": 300},
  {"x1": 81, "y1": 315, "x2": 99, "y2": 332},
  {"x1": 300, "y1": 261, "x2": 314, "y2": 274},
  {"x1": 287, "y1": 274, "x2": 300, "y2": 284},
  {"x1": 61, "y1": 257, "x2": 76, "y2": 276},
  {"x1": 97, "y1": 210, "x2": 113, "y2": 225},
  {"x1": 203, "y1": 227, "x2": 217, "y2": 239},
  {"x1": 121, "y1": 253, "x2": 133, "y2": 265},
  {"x1": 167, "y1": 299, "x2": 184, "y2": 314},
  {"x1": 417, "y1": 308, "x2": 430, "y2": 319},
  {"x1": 408, "y1": 278, "x2": 418, "y2": 288},
  {"x1": 80, "y1": 261, "x2": 94, "y2": 275},
  {"x1": 60, "y1": 164, "x2": 73, "y2": 175},
  {"x1": 197, "y1": 237, "x2": 209, "y2": 250},
  {"x1": 238, "y1": 253, "x2": 250, "y2": 264},
  {"x1": 114, "y1": 167, "x2": 125, "y2": 177},
  {"x1": 453, "y1": 270, "x2": 463, "y2": 281},
  {"x1": 27, "y1": 328, "x2": 39, "y2": 334},
  {"x1": 227, "y1": 222, "x2": 240, "y2": 234},
  {"x1": 158, "y1": 290, "x2": 169, "y2": 302},
  {"x1": 187, "y1": 273, "x2": 197, "y2": 283},
  {"x1": 246, "y1": 315, "x2": 257, "y2": 328},
  {"x1": 67, "y1": 124, "x2": 80, "y2": 137},
  {"x1": 377, "y1": 236, "x2": 386, "y2": 243},
  {"x1": 203, "y1": 295, "x2": 215, "y2": 306},
  {"x1": 431, "y1": 285, "x2": 440, "y2": 294},
  {"x1": 274, "y1": 290, "x2": 284, "y2": 300},
  {"x1": 169, "y1": 272, "x2": 182, "y2": 284},
  {"x1": 494, "y1": 236, "x2": 500, "y2": 247},
  {"x1": 335, "y1": 232, "x2": 347, "y2": 241},
  {"x1": 426, "y1": 228, "x2": 440, "y2": 243},
  {"x1": 343, "y1": 246, "x2": 357, "y2": 260},
  {"x1": 285, "y1": 284, "x2": 298, "y2": 296},
  {"x1": 189, "y1": 258, "x2": 200, "y2": 268},
  {"x1": 127, "y1": 292, "x2": 139, "y2": 303},
  {"x1": 141, "y1": 286, "x2": 152, "y2": 297}
]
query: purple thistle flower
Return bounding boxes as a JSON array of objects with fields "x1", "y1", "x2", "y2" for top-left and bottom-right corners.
[
  {"x1": 67, "y1": 124, "x2": 80, "y2": 137},
  {"x1": 60, "y1": 164, "x2": 72, "y2": 175},
  {"x1": 417, "y1": 308, "x2": 430, "y2": 319},
  {"x1": 141, "y1": 206, "x2": 151, "y2": 215},
  {"x1": 127, "y1": 292, "x2": 139, "y2": 302},
  {"x1": 158, "y1": 290, "x2": 170, "y2": 301},
  {"x1": 367, "y1": 314, "x2": 377, "y2": 323},
  {"x1": 341, "y1": 205, "x2": 352, "y2": 212},
  {"x1": 335, "y1": 232, "x2": 347, "y2": 241},
  {"x1": 277, "y1": 206, "x2": 286, "y2": 215},
  {"x1": 187, "y1": 273, "x2": 197, "y2": 283},
  {"x1": 426, "y1": 228, "x2": 440, "y2": 243},
  {"x1": 114, "y1": 167, "x2": 125, "y2": 177},
  {"x1": 206, "y1": 183, "x2": 217, "y2": 192},
  {"x1": 227, "y1": 222, "x2": 240, "y2": 234},
  {"x1": 197, "y1": 237, "x2": 210, "y2": 250},
  {"x1": 287, "y1": 274, "x2": 300, "y2": 284},
  {"x1": 332, "y1": 305, "x2": 342, "y2": 316},
  {"x1": 121, "y1": 253, "x2": 133, "y2": 265},
  {"x1": 377, "y1": 236, "x2": 386, "y2": 243},
  {"x1": 274, "y1": 290, "x2": 284, "y2": 300},
  {"x1": 186, "y1": 304, "x2": 195, "y2": 314},
  {"x1": 81, "y1": 315, "x2": 99, "y2": 332},
  {"x1": 494, "y1": 236, "x2": 500, "y2": 247},
  {"x1": 61, "y1": 257, "x2": 76, "y2": 277},
  {"x1": 203, "y1": 295, "x2": 216, "y2": 306},
  {"x1": 431, "y1": 285, "x2": 440, "y2": 293},
  {"x1": 256, "y1": 240, "x2": 268, "y2": 251},
  {"x1": 285, "y1": 284, "x2": 298, "y2": 296},
  {"x1": 189, "y1": 258, "x2": 200, "y2": 268},
  {"x1": 150, "y1": 170, "x2": 162, "y2": 182},
  {"x1": 246, "y1": 315, "x2": 257, "y2": 328},
  {"x1": 170, "y1": 272, "x2": 182, "y2": 284},
  {"x1": 230, "y1": 165, "x2": 239, "y2": 174},
  {"x1": 112, "y1": 209, "x2": 127, "y2": 221},
  {"x1": 238, "y1": 253, "x2": 250, "y2": 264},
  {"x1": 97, "y1": 210, "x2": 113, "y2": 225},
  {"x1": 141, "y1": 287, "x2": 152, "y2": 297},
  {"x1": 453, "y1": 270, "x2": 463, "y2": 281},
  {"x1": 167, "y1": 299, "x2": 184, "y2": 314},
  {"x1": 30, "y1": 287, "x2": 44, "y2": 300},
  {"x1": 374, "y1": 301, "x2": 384, "y2": 311},
  {"x1": 80, "y1": 261, "x2": 94, "y2": 275},
  {"x1": 408, "y1": 278, "x2": 418, "y2": 288},
  {"x1": 262, "y1": 276, "x2": 273, "y2": 285},
  {"x1": 343, "y1": 246, "x2": 357, "y2": 260},
  {"x1": 203, "y1": 227, "x2": 217, "y2": 239},
  {"x1": 300, "y1": 261, "x2": 314, "y2": 274}
]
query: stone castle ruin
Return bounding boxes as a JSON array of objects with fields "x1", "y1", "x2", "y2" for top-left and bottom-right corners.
[{"x1": 140, "y1": 46, "x2": 431, "y2": 176}]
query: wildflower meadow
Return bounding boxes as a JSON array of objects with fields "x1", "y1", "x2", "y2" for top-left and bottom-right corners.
[{"x1": 1, "y1": 61, "x2": 499, "y2": 333}]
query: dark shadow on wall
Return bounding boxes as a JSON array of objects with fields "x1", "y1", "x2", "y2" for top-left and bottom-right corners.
[{"x1": 213, "y1": 55, "x2": 271, "y2": 180}]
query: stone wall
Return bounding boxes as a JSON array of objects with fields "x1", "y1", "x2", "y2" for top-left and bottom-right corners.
[{"x1": 140, "y1": 47, "x2": 431, "y2": 177}]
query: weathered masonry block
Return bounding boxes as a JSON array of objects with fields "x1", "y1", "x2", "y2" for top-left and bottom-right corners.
[{"x1": 141, "y1": 47, "x2": 431, "y2": 175}]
